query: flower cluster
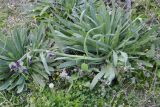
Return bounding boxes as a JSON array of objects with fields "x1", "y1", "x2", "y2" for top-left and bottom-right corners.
[
  {"x1": 59, "y1": 69, "x2": 70, "y2": 80},
  {"x1": 9, "y1": 60, "x2": 28, "y2": 73}
]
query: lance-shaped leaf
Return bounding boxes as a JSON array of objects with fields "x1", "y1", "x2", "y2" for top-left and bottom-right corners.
[{"x1": 40, "y1": 52, "x2": 51, "y2": 75}]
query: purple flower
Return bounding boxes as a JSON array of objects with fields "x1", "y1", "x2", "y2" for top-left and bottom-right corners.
[
  {"x1": 11, "y1": 65, "x2": 16, "y2": 69},
  {"x1": 29, "y1": 58, "x2": 32, "y2": 64},
  {"x1": 9, "y1": 62, "x2": 18, "y2": 71},
  {"x1": 9, "y1": 63, "x2": 17, "y2": 70},
  {"x1": 9, "y1": 60, "x2": 28, "y2": 73},
  {"x1": 27, "y1": 54, "x2": 32, "y2": 64},
  {"x1": 21, "y1": 66, "x2": 28, "y2": 73},
  {"x1": 16, "y1": 61, "x2": 20, "y2": 67},
  {"x1": 47, "y1": 51, "x2": 55, "y2": 58}
]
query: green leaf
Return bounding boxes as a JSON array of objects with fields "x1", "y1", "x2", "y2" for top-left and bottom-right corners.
[
  {"x1": 90, "y1": 66, "x2": 105, "y2": 90},
  {"x1": 81, "y1": 63, "x2": 89, "y2": 71},
  {"x1": 32, "y1": 63, "x2": 49, "y2": 79},
  {"x1": 0, "y1": 73, "x2": 10, "y2": 80},
  {"x1": 58, "y1": 61, "x2": 77, "y2": 69},
  {"x1": 7, "y1": 75, "x2": 22, "y2": 91},
  {"x1": 113, "y1": 50, "x2": 118, "y2": 66},
  {"x1": 40, "y1": 6, "x2": 50, "y2": 16},
  {"x1": 7, "y1": 81, "x2": 18, "y2": 91},
  {"x1": 157, "y1": 69, "x2": 160, "y2": 78},
  {"x1": 17, "y1": 83, "x2": 25, "y2": 93},
  {"x1": 146, "y1": 44, "x2": 155, "y2": 58},
  {"x1": 40, "y1": 52, "x2": 51, "y2": 75},
  {"x1": 104, "y1": 64, "x2": 116, "y2": 85},
  {"x1": 137, "y1": 60, "x2": 153, "y2": 68},
  {"x1": 156, "y1": 60, "x2": 160, "y2": 66},
  {"x1": 0, "y1": 80, "x2": 10, "y2": 90},
  {"x1": 80, "y1": 10, "x2": 86, "y2": 23},
  {"x1": 119, "y1": 51, "x2": 128, "y2": 65},
  {"x1": 16, "y1": 76, "x2": 25, "y2": 85},
  {"x1": 111, "y1": 25, "x2": 121, "y2": 48},
  {"x1": 32, "y1": 74, "x2": 46, "y2": 88},
  {"x1": 0, "y1": 55, "x2": 12, "y2": 61}
]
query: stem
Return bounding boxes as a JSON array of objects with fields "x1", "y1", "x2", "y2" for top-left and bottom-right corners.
[
  {"x1": 18, "y1": 49, "x2": 105, "y2": 62},
  {"x1": 84, "y1": 25, "x2": 103, "y2": 56},
  {"x1": 55, "y1": 52, "x2": 105, "y2": 61}
]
